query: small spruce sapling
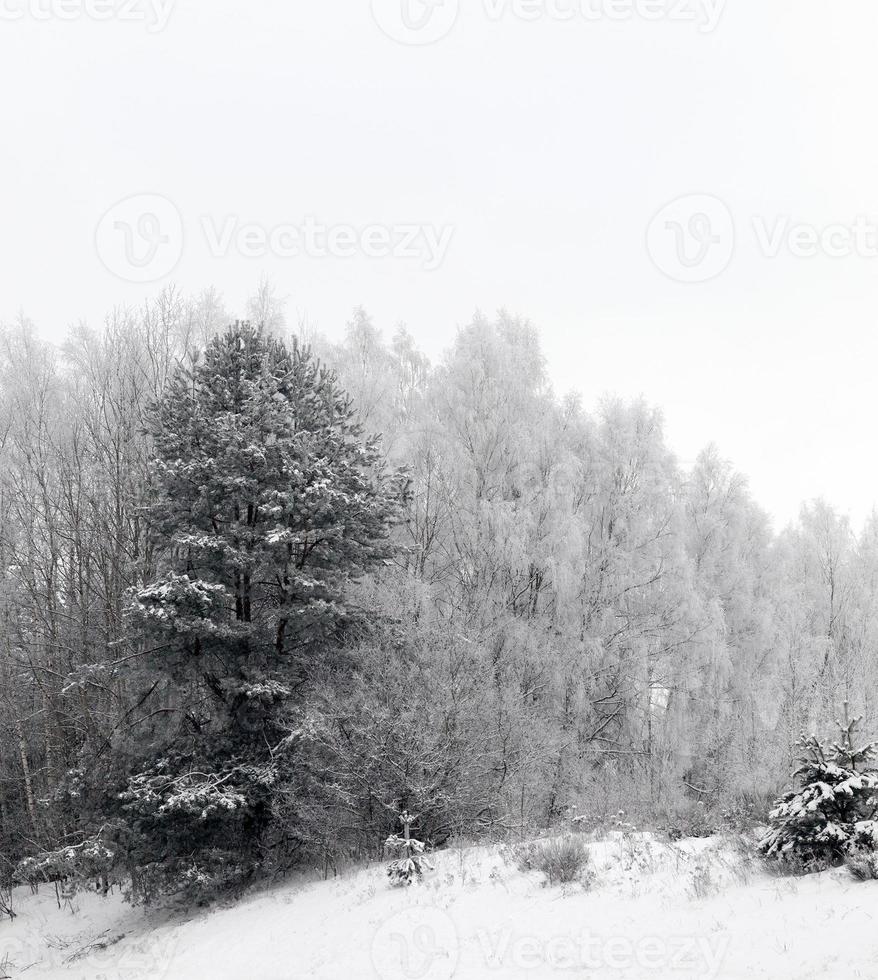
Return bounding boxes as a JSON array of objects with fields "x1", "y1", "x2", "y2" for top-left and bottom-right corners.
[
  {"x1": 385, "y1": 811, "x2": 433, "y2": 886},
  {"x1": 759, "y1": 704, "x2": 878, "y2": 871}
]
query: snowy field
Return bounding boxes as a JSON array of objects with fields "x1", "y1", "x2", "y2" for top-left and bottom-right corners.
[{"x1": 1, "y1": 833, "x2": 877, "y2": 980}]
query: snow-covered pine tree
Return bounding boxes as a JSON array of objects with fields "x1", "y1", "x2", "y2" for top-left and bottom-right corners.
[
  {"x1": 759, "y1": 705, "x2": 878, "y2": 871},
  {"x1": 117, "y1": 323, "x2": 401, "y2": 898},
  {"x1": 385, "y1": 810, "x2": 433, "y2": 886}
]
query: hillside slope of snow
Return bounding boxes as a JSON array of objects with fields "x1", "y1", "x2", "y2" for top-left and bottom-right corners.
[{"x1": 2, "y1": 834, "x2": 877, "y2": 979}]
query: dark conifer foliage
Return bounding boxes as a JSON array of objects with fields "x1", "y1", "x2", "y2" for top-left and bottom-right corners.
[
  {"x1": 759, "y1": 708, "x2": 878, "y2": 871},
  {"x1": 113, "y1": 322, "x2": 401, "y2": 897}
]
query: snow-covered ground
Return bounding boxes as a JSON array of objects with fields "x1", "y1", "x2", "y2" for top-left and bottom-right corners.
[{"x1": 2, "y1": 833, "x2": 876, "y2": 979}]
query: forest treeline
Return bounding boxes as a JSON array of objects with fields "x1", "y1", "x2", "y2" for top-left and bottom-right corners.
[{"x1": 0, "y1": 284, "x2": 876, "y2": 900}]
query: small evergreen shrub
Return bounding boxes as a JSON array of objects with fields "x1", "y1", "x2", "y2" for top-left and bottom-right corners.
[
  {"x1": 759, "y1": 707, "x2": 878, "y2": 873},
  {"x1": 385, "y1": 811, "x2": 433, "y2": 886}
]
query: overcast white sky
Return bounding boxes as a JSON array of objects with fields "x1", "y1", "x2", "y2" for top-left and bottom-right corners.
[{"x1": 2, "y1": 0, "x2": 878, "y2": 531}]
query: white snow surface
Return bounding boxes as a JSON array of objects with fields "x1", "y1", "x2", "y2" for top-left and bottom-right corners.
[{"x1": 2, "y1": 832, "x2": 877, "y2": 979}]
